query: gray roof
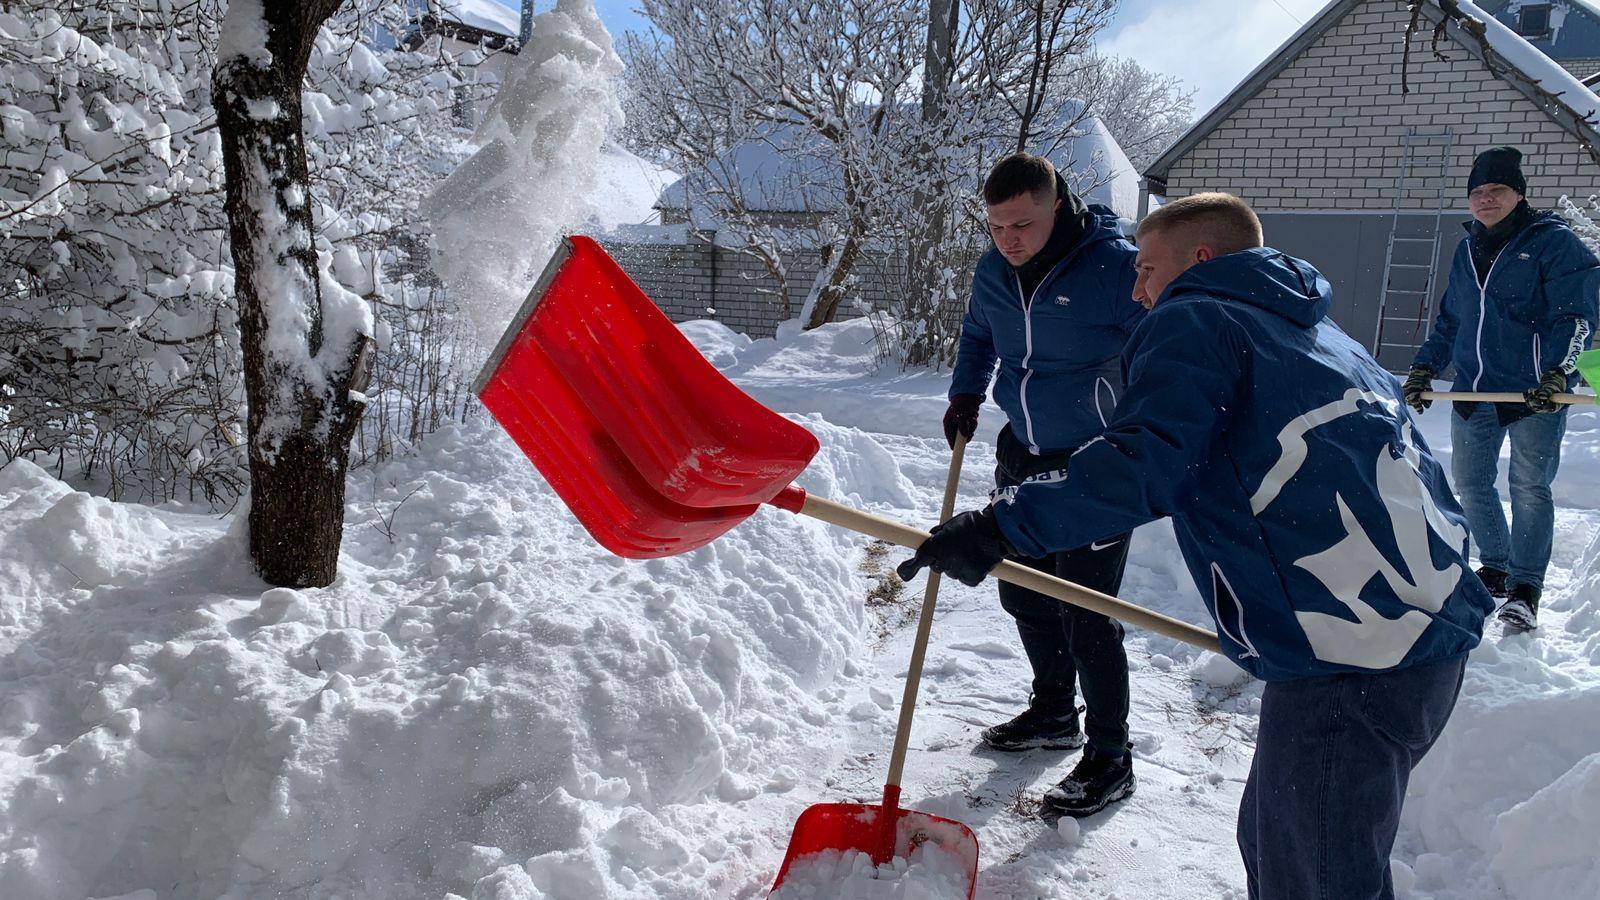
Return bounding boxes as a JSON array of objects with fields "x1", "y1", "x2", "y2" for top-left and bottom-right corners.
[
  {"x1": 1143, "y1": 0, "x2": 1600, "y2": 185},
  {"x1": 658, "y1": 101, "x2": 1144, "y2": 223}
]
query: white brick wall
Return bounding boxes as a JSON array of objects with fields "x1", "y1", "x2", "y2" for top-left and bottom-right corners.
[
  {"x1": 598, "y1": 237, "x2": 925, "y2": 338},
  {"x1": 1162, "y1": 0, "x2": 1600, "y2": 211},
  {"x1": 1559, "y1": 57, "x2": 1600, "y2": 80}
]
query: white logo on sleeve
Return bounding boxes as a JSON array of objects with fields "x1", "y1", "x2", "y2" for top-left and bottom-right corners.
[
  {"x1": 1055, "y1": 296, "x2": 1071, "y2": 306},
  {"x1": 1252, "y1": 389, "x2": 1467, "y2": 669}
]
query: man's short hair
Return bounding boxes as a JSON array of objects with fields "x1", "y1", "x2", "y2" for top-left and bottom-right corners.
[
  {"x1": 1136, "y1": 192, "x2": 1264, "y2": 255},
  {"x1": 984, "y1": 153, "x2": 1057, "y2": 206}
]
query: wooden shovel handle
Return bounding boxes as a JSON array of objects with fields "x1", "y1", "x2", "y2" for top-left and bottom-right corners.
[
  {"x1": 883, "y1": 434, "x2": 967, "y2": 792},
  {"x1": 1420, "y1": 390, "x2": 1596, "y2": 405},
  {"x1": 789, "y1": 492, "x2": 1222, "y2": 654}
]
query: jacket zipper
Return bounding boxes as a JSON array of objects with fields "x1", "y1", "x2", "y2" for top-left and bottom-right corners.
[
  {"x1": 1469, "y1": 225, "x2": 1540, "y2": 391},
  {"x1": 1011, "y1": 255, "x2": 1082, "y2": 454},
  {"x1": 1533, "y1": 333, "x2": 1541, "y2": 381}
]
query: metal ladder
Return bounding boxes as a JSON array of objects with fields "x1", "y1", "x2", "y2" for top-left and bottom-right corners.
[{"x1": 1371, "y1": 127, "x2": 1455, "y2": 366}]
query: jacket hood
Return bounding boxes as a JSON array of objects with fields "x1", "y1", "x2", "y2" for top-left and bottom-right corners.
[
  {"x1": 1082, "y1": 202, "x2": 1132, "y2": 246},
  {"x1": 1162, "y1": 247, "x2": 1333, "y2": 329}
]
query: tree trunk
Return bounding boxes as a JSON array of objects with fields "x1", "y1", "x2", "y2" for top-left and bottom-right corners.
[
  {"x1": 905, "y1": 0, "x2": 960, "y2": 365},
  {"x1": 921, "y1": 0, "x2": 958, "y2": 121},
  {"x1": 804, "y1": 224, "x2": 866, "y2": 329},
  {"x1": 214, "y1": 0, "x2": 370, "y2": 588}
]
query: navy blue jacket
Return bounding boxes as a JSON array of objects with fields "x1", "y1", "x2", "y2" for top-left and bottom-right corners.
[
  {"x1": 991, "y1": 248, "x2": 1492, "y2": 681},
  {"x1": 950, "y1": 207, "x2": 1143, "y2": 454},
  {"x1": 1414, "y1": 212, "x2": 1599, "y2": 390}
]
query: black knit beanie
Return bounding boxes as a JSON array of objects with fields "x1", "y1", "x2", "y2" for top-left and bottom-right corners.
[{"x1": 1467, "y1": 146, "x2": 1526, "y2": 196}]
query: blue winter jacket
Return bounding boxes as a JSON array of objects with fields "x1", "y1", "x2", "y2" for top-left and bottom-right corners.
[
  {"x1": 1413, "y1": 212, "x2": 1599, "y2": 390},
  {"x1": 950, "y1": 207, "x2": 1143, "y2": 454},
  {"x1": 991, "y1": 248, "x2": 1493, "y2": 682}
]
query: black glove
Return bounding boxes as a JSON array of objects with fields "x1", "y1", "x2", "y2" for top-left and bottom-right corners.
[
  {"x1": 1402, "y1": 365, "x2": 1433, "y2": 413},
  {"x1": 1525, "y1": 367, "x2": 1568, "y2": 413},
  {"x1": 896, "y1": 507, "x2": 1014, "y2": 587},
  {"x1": 943, "y1": 394, "x2": 982, "y2": 450}
]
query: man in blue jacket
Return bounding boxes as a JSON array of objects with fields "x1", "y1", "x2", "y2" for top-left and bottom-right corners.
[
  {"x1": 1403, "y1": 147, "x2": 1600, "y2": 631},
  {"x1": 942, "y1": 153, "x2": 1144, "y2": 817},
  {"x1": 904, "y1": 192, "x2": 1491, "y2": 898}
]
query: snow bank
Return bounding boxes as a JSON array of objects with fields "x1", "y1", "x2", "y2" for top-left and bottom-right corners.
[
  {"x1": 679, "y1": 317, "x2": 961, "y2": 445},
  {"x1": 6, "y1": 309, "x2": 1599, "y2": 898},
  {"x1": 1398, "y1": 523, "x2": 1600, "y2": 899},
  {"x1": 0, "y1": 408, "x2": 881, "y2": 898}
]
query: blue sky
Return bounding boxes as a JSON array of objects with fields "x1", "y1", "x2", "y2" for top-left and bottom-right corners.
[{"x1": 499, "y1": 0, "x2": 1333, "y2": 114}]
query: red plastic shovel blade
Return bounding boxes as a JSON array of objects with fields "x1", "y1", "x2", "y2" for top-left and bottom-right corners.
[
  {"x1": 770, "y1": 803, "x2": 979, "y2": 899},
  {"x1": 473, "y1": 237, "x2": 816, "y2": 557},
  {"x1": 478, "y1": 348, "x2": 757, "y2": 557},
  {"x1": 480, "y1": 235, "x2": 818, "y2": 510}
]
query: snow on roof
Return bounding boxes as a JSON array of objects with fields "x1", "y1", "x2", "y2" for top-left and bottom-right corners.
[
  {"x1": 435, "y1": 0, "x2": 521, "y2": 38},
  {"x1": 655, "y1": 123, "x2": 840, "y2": 220},
  {"x1": 1045, "y1": 101, "x2": 1141, "y2": 220},
  {"x1": 658, "y1": 107, "x2": 1143, "y2": 223},
  {"x1": 1445, "y1": 0, "x2": 1600, "y2": 123}
]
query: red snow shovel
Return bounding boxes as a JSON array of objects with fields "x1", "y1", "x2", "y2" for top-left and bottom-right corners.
[
  {"x1": 472, "y1": 236, "x2": 1221, "y2": 889},
  {"x1": 471, "y1": 236, "x2": 1218, "y2": 651},
  {"x1": 767, "y1": 435, "x2": 979, "y2": 897}
]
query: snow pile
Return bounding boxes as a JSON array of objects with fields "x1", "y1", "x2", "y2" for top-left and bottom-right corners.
[
  {"x1": 1392, "y1": 403, "x2": 1600, "y2": 899},
  {"x1": 678, "y1": 318, "x2": 962, "y2": 446},
  {"x1": 425, "y1": 0, "x2": 623, "y2": 356},
  {"x1": 0, "y1": 407, "x2": 889, "y2": 897},
  {"x1": 3, "y1": 311, "x2": 1598, "y2": 898},
  {"x1": 769, "y1": 845, "x2": 971, "y2": 900}
]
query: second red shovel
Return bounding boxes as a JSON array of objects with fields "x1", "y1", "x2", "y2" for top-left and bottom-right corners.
[{"x1": 768, "y1": 435, "x2": 979, "y2": 897}]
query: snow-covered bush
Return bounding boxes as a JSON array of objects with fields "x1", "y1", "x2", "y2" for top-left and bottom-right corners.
[
  {"x1": 0, "y1": 1, "x2": 240, "y2": 502},
  {"x1": 0, "y1": 1, "x2": 495, "y2": 502},
  {"x1": 1559, "y1": 193, "x2": 1600, "y2": 257}
]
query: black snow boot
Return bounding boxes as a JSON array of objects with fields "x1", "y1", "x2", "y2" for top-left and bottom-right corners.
[
  {"x1": 1498, "y1": 583, "x2": 1539, "y2": 631},
  {"x1": 1476, "y1": 565, "x2": 1510, "y2": 598},
  {"x1": 1042, "y1": 743, "x2": 1135, "y2": 818},
  {"x1": 980, "y1": 698, "x2": 1084, "y2": 752}
]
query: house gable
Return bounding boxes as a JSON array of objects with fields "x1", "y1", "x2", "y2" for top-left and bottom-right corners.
[{"x1": 1149, "y1": 0, "x2": 1599, "y2": 212}]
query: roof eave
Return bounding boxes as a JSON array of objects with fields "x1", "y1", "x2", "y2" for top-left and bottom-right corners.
[{"x1": 1422, "y1": 2, "x2": 1600, "y2": 165}]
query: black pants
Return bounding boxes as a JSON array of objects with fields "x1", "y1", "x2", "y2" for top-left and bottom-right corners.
[{"x1": 995, "y1": 425, "x2": 1132, "y2": 752}]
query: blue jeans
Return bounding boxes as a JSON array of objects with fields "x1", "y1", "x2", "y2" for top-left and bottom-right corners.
[
  {"x1": 1450, "y1": 404, "x2": 1567, "y2": 591},
  {"x1": 1237, "y1": 654, "x2": 1467, "y2": 899}
]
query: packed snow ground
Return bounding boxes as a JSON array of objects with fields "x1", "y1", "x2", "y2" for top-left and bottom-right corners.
[{"x1": 2, "y1": 317, "x2": 1598, "y2": 899}]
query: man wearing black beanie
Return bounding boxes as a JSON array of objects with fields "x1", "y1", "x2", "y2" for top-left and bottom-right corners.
[{"x1": 1405, "y1": 147, "x2": 1600, "y2": 631}]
